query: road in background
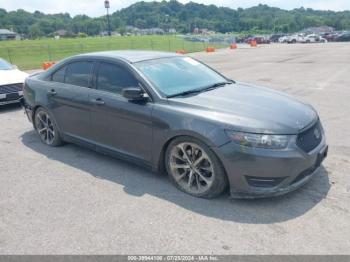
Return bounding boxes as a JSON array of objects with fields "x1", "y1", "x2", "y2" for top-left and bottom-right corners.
[{"x1": 1, "y1": 43, "x2": 349, "y2": 254}]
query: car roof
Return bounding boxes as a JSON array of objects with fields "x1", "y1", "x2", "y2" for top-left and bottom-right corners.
[{"x1": 76, "y1": 50, "x2": 181, "y2": 63}]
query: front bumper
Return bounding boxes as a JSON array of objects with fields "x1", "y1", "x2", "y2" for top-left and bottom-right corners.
[{"x1": 215, "y1": 130, "x2": 328, "y2": 199}]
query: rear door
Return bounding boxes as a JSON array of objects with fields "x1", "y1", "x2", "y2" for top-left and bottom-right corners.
[
  {"x1": 48, "y1": 60, "x2": 94, "y2": 141},
  {"x1": 89, "y1": 61, "x2": 153, "y2": 162}
]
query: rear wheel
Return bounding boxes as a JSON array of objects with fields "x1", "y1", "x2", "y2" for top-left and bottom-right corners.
[
  {"x1": 165, "y1": 137, "x2": 227, "y2": 198},
  {"x1": 34, "y1": 108, "x2": 62, "y2": 147}
]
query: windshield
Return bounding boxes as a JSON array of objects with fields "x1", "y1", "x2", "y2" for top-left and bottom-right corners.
[
  {"x1": 134, "y1": 57, "x2": 228, "y2": 97},
  {"x1": 0, "y1": 58, "x2": 13, "y2": 70}
]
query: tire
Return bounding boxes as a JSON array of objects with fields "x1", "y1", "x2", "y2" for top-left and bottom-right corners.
[
  {"x1": 165, "y1": 136, "x2": 228, "y2": 199},
  {"x1": 34, "y1": 107, "x2": 63, "y2": 147}
]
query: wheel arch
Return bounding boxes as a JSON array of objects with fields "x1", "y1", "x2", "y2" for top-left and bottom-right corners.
[
  {"x1": 31, "y1": 104, "x2": 62, "y2": 134},
  {"x1": 32, "y1": 104, "x2": 45, "y2": 129},
  {"x1": 156, "y1": 131, "x2": 225, "y2": 175}
]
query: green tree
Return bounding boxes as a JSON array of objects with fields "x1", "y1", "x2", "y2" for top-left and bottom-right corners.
[
  {"x1": 29, "y1": 23, "x2": 43, "y2": 38},
  {"x1": 117, "y1": 27, "x2": 126, "y2": 36},
  {"x1": 1, "y1": 1, "x2": 350, "y2": 37}
]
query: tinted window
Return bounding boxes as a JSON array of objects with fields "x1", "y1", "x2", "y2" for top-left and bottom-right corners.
[
  {"x1": 51, "y1": 66, "x2": 66, "y2": 83},
  {"x1": 97, "y1": 63, "x2": 138, "y2": 94},
  {"x1": 65, "y1": 62, "x2": 93, "y2": 87}
]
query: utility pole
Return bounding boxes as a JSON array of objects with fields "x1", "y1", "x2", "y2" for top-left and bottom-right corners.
[{"x1": 104, "y1": 0, "x2": 112, "y2": 36}]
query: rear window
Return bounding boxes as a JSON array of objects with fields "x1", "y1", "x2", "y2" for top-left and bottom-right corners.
[
  {"x1": 65, "y1": 62, "x2": 93, "y2": 88},
  {"x1": 51, "y1": 66, "x2": 66, "y2": 83}
]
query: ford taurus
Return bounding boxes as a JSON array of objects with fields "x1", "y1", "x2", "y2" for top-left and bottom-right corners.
[{"x1": 22, "y1": 51, "x2": 328, "y2": 198}]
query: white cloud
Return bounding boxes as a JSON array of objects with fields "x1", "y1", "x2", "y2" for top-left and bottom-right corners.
[{"x1": 1, "y1": 0, "x2": 349, "y2": 17}]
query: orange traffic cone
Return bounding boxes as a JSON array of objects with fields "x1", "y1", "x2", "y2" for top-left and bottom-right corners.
[
  {"x1": 176, "y1": 50, "x2": 187, "y2": 54},
  {"x1": 42, "y1": 61, "x2": 56, "y2": 70},
  {"x1": 206, "y1": 47, "x2": 215, "y2": 52},
  {"x1": 42, "y1": 62, "x2": 49, "y2": 70}
]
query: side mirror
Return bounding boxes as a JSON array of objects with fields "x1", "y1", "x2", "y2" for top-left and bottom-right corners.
[{"x1": 122, "y1": 87, "x2": 146, "y2": 101}]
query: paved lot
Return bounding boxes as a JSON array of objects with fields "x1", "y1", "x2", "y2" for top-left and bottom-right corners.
[{"x1": 1, "y1": 43, "x2": 349, "y2": 254}]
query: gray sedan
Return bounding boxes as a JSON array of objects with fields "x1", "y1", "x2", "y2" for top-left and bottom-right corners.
[{"x1": 22, "y1": 51, "x2": 328, "y2": 198}]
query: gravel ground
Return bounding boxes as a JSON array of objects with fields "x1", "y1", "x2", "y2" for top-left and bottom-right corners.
[{"x1": 0, "y1": 43, "x2": 349, "y2": 254}]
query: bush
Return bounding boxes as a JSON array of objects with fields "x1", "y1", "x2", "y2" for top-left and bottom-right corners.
[{"x1": 77, "y1": 32, "x2": 88, "y2": 38}]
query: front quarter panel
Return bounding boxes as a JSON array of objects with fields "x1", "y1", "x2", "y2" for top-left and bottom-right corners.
[{"x1": 151, "y1": 101, "x2": 230, "y2": 169}]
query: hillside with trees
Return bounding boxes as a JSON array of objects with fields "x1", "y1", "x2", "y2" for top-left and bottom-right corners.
[{"x1": 1, "y1": 0, "x2": 350, "y2": 38}]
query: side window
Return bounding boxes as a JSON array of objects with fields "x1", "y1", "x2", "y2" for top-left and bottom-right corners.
[
  {"x1": 51, "y1": 66, "x2": 66, "y2": 83},
  {"x1": 65, "y1": 61, "x2": 93, "y2": 88},
  {"x1": 97, "y1": 62, "x2": 138, "y2": 94}
]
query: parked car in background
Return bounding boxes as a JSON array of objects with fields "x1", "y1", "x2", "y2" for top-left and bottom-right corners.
[
  {"x1": 287, "y1": 34, "x2": 305, "y2": 43},
  {"x1": 270, "y1": 34, "x2": 285, "y2": 43},
  {"x1": 321, "y1": 32, "x2": 338, "y2": 42},
  {"x1": 236, "y1": 35, "x2": 252, "y2": 43},
  {"x1": 257, "y1": 36, "x2": 271, "y2": 44},
  {"x1": 300, "y1": 34, "x2": 327, "y2": 43},
  {"x1": 278, "y1": 35, "x2": 289, "y2": 43},
  {"x1": 246, "y1": 36, "x2": 270, "y2": 44},
  {"x1": 335, "y1": 33, "x2": 350, "y2": 42},
  {"x1": 0, "y1": 58, "x2": 28, "y2": 106},
  {"x1": 22, "y1": 51, "x2": 328, "y2": 199}
]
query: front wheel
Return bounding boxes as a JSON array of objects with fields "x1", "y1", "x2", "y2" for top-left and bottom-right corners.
[
  {"x1": 34, "y1": 108, "x2": 63, "y2": 147},
  {"x1": 165, "y1": 137, "x2": 227, "y2": 198}
]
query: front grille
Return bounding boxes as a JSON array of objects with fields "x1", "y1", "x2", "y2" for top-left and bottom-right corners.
[
  {"x1": 6, "y1": 93, "x2": 20, "y2": 100},
  {"x1": 0, "y1": 83, "x2": 23, "y2": 95},
  {"x1": 245, "y1": 176, "x2": 286, "y2": 188},
  {"x1": 297, "y1": 121, "x2": 322, "y2": 153}
]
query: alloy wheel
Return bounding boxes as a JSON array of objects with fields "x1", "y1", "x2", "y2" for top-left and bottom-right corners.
[
  {"x1": 35, "y1": 110, "x2": 55, "y2": 145},
  {"x1": 169, "y1": 142, "x2": 215, "y2": 194}
]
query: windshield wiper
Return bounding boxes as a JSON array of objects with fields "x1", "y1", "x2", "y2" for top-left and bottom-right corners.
[
  {"x1": 167, "y1": 88, "x2": 203, "y2": 98},
  {"x1": 167, "y1": 81, "x2": 232, "y2": 98},
  {"x1": 202, "y1": 81, "x2": 233, "y2": 91}
]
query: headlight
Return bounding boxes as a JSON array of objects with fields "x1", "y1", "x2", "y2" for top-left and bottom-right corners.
[{"x1": 226, "y1": 131, "x2": 291, "y2": 149}]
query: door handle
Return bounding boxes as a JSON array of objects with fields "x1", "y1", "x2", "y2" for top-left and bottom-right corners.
[
  {"x1": 48, "y1": 89, "x2": 57, "y2": 96},
  {"x1": 91, "y1": 98, "x2": 105, "y2": 105}
]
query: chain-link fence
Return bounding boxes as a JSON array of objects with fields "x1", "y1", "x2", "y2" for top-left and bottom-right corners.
[{"x1": 0, "y1": 37, "x2": 230, "y2": 70}]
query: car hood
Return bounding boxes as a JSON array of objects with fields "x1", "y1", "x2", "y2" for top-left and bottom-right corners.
[
  {"x1": 168, "y1": 82, "x2": 317, "y2": 134},
  {"x1": 0, "y1": 69, "x2": 28, "y2": 86}
]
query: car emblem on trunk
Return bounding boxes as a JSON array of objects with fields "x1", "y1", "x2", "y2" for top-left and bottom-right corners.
[{"x1": 314, "y1": 128, "x2": 321, "y2": 139}]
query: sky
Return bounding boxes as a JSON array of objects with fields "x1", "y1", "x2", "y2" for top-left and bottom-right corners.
[{"x1": 0, "y1": 0, "x2": 349, "y2": 17}]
